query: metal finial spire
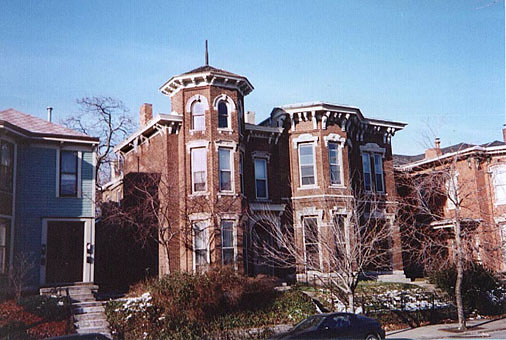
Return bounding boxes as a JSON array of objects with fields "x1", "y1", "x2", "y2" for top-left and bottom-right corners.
[{"x1": 205, "y1": 40, "x2": 209, "y2": 66}]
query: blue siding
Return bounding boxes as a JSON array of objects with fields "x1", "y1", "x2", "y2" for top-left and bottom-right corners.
[{"x1": 14, "y1": 145, "x2": 95, "y2": 286}]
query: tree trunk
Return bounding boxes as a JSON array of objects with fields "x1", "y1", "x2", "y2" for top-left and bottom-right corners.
[
  {"x1": 348, "y1": 291, "x2": 355, "y2": 313},
  {"x1": 454, "y1": 211, "x2": 466, "y2": 330}
]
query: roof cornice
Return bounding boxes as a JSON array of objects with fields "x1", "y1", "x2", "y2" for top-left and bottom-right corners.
[{"x1": 159, "y1": 70, "x2": 254, "y2": 98}]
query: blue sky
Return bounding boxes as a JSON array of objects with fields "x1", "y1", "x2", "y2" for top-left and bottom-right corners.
[{"x1": 1, "y1": 0, "x2": 504, "y2": 154}]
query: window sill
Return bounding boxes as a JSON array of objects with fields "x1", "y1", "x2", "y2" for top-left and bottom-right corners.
[
  {"x1": 255, "y1": 198, "x2": 271, "y2": 203},
  {"x1": 329, "y1": 184, "x2": 346, "y2": 189},
  {"x1": 189, "y1": 192, "x2": 209, "y2": 198},
  {"x1": 218, "y1": 192, "x2": 237, "y2": 198},
  {"x1": 297, "y1": 185, "x2": 320, "y2": 190},
  {"x1": 218, "y1": 128, "x2": 234, "y2": 133}
]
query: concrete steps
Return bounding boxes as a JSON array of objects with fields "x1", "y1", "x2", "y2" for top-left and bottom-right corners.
[
  {"x1": 377, "y1": 271, "x2": 412, "y2": 284},
  {"x1": 41, "y1": 284, "x2": 111, "y2": 338}
]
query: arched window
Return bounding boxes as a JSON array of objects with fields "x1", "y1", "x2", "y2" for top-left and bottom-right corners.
[
  {"x1": 218, "y1": 101, "x2": 229, "y2": 128},
  {"x1": 191, "y1": 100, "x2": 206, "y2": 131}
]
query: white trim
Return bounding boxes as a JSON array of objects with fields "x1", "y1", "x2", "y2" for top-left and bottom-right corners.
[
  {"x1": 327, "y1": 140, "x2": 345, "y2": 188},
  {"x1": 190, "y1": 147, "x2": 208, "y2": 194},
  {"x1": 185, "y1": 94, "x2": 209, "y2": 113},
  {"x1": 218, "y1": 146, "x2": 234, "y2": 194},
  {"x1": 218, "y1": 215, "x2": 239, "y2": 270},
  {"x1": 298, "y1": 142, "x2": 318, "y2": 188},
  {"x1": 323, "y1": 133, "x2": 346, "y2": 147},
  {"x1": 191, "y1": 219, "x2": 211, "y2": 272},
  {"x1": 186, "y1": 140, "x2": 210, "y2": 152},
  {"x1": 56, "y1": 148, "x2": 82, "y2": 198},
  {"x1": 292, "y1": 133, "x2": 318, "y2": 149},
  {"x1": 40, "y1": 218, "x2": 94, "y2": 285},
  {"x1": 295, "y1": 208, "x2": 324, "y2": 272}
]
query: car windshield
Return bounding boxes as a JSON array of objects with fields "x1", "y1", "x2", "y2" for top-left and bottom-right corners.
[{"x1": 291, "y1": 315, "x2": 325, "y2": 332}]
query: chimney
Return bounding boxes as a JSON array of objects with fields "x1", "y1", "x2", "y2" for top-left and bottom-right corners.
[
  {"x1": 47, "y1": 107, "x2": 53, "y2": 122},
  {"x1": 139, "y1": 103, "x2": 153, "y2": 127},
  {"x1": 425, "y1": 137, "x2": 443, "y2": 159},
  {"x1": 245, "y1": 111, "x2": 255, "y2": 124},
  {"x1": 502, "y1": 124, "x2": 506, "y2": 142}
]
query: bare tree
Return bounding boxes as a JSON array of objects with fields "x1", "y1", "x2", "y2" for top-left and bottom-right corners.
[
  {"x1": 62, "y1": 96, "x2": 135, "y2": 185},
  {"x1": 396, "y1": 147, "x2": 500, "y2": 330},
  {"x1": 105, "y1": 170, "x2": 242, "y2": 275},
  {"x1": 9, "y1": 252, "x2": 35, "y2": 299},
  {"x1": 248, "y1": 193, "x2": 395, "y2": 312}
]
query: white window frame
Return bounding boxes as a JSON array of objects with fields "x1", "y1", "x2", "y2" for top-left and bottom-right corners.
[
  {"x1": 56, "y1": 148, "x2": 82, "y2": 198},
  {"x1": 254, "y1": 158, "x2": 269, "y2": 200},
  {"x1": 218, "y1": 147, "x2": 233, "y2": 192},
  {"x1": 191, "y1": 147, "x2": 207, "y2": 194},
  {"x1": 220, "y1": 219, "x2": 236, "y2": 267},
  {"x1": 327, "y1": 142, "x2": 344, "y2": 187},
  {"x1": 302, "y1": 216, "x2": 321, "y2": 271},
  {"x1": 192, "y1": 220, "x2": 210, "y2": 271},
  {"x1": 298, "y1": 143, "x2": 317, "y2": 187},
  {"x1": 213, "y1": 94, "x2": 236, "y2": 132},
  {"x1": 491, "y1": 165, "x2": 506, "y2": 205},
  {"x1": 186, "y1": 95, "x2": 209, "y2": 132}
]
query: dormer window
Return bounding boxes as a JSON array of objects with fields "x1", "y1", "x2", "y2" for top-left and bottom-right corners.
[
  {"x1": 218, "y1": 101, "x2": 229, "y2": 128},
  {"x1": 191, "y1": 100, "x2": 206, "y2": 131}
]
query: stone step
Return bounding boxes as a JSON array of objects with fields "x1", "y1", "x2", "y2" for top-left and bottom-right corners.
[
  {"x1": 40, "y1": 284, "x2": 98, "y2": 294},
  {"x1": 377, "y1": 273, "x2": 412, "y2": 283},
  {"x1": 70, "y1": 294, "x2": 96, "y2": 302},
  {"x1": 73, "y1": 305, "x2": 105, "y2": 314},
  {"x1": 75, "y1": 319, "x2": 110, "y2": 329},
  {"x1": 76, "y1": 327, "x2": 111, "y2": 336},
  {"x1": 74, "y1": 312, "x2": 107, "y2": 321},
  {"x1": 73, "y1": 301, "x2": 104, "y2": 308}
]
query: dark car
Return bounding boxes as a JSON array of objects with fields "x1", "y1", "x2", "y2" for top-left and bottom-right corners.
[
  {"x1": 45, "y1": 334, "x2": 110, "y2": 340},
  {"x1": 269, "y1": 312, "x2": 385, "y2": 340}
]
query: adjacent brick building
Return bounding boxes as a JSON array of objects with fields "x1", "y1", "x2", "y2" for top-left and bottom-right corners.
[
  {"x1": 395, "y1": 135, "x2": 506, "y2": 274},
  {"x1": 111, "y1": 63, "x2": 407, "y2": 281}
]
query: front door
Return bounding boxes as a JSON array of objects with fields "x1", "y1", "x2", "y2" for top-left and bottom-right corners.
[{"x1": 45, "y1": 221, "x2": 84, "y2": 284}]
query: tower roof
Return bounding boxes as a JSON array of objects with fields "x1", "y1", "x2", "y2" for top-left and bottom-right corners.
[{"x1": 159, "y1": 64, "x2": 254, "y2": 97}]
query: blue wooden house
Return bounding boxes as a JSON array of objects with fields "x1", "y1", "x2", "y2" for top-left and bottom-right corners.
[{"x1": 0, "y1": 108, "x2": 98, "y2": 290}]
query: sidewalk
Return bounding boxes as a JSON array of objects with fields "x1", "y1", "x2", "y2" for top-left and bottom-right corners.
[{"x1": 387, "y1": 317, "x2": 506, "y2": 339}]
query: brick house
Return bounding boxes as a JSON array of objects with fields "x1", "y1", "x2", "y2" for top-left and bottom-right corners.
[
  {"x1": 0, "y1": 108, "x2": 98, "y2": 291},
  {"x1": 395, "y1": 135, "x2": 506, "y2": 274},
  {"x1": 111, "y1": 63, "x2": 407, "y2": 281}
]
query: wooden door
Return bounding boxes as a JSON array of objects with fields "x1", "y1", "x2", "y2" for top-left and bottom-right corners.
[{"x1": 46, "y1": 221, "x2": 84, "y2": 284}]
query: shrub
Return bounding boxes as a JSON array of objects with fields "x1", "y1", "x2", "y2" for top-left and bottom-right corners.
[
  {"x1": 429, "y1": 263, "x2": 505, "y2": 315},
  {"x1": 106, "y1": 268, "x2": 316, "y2": 339}
]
